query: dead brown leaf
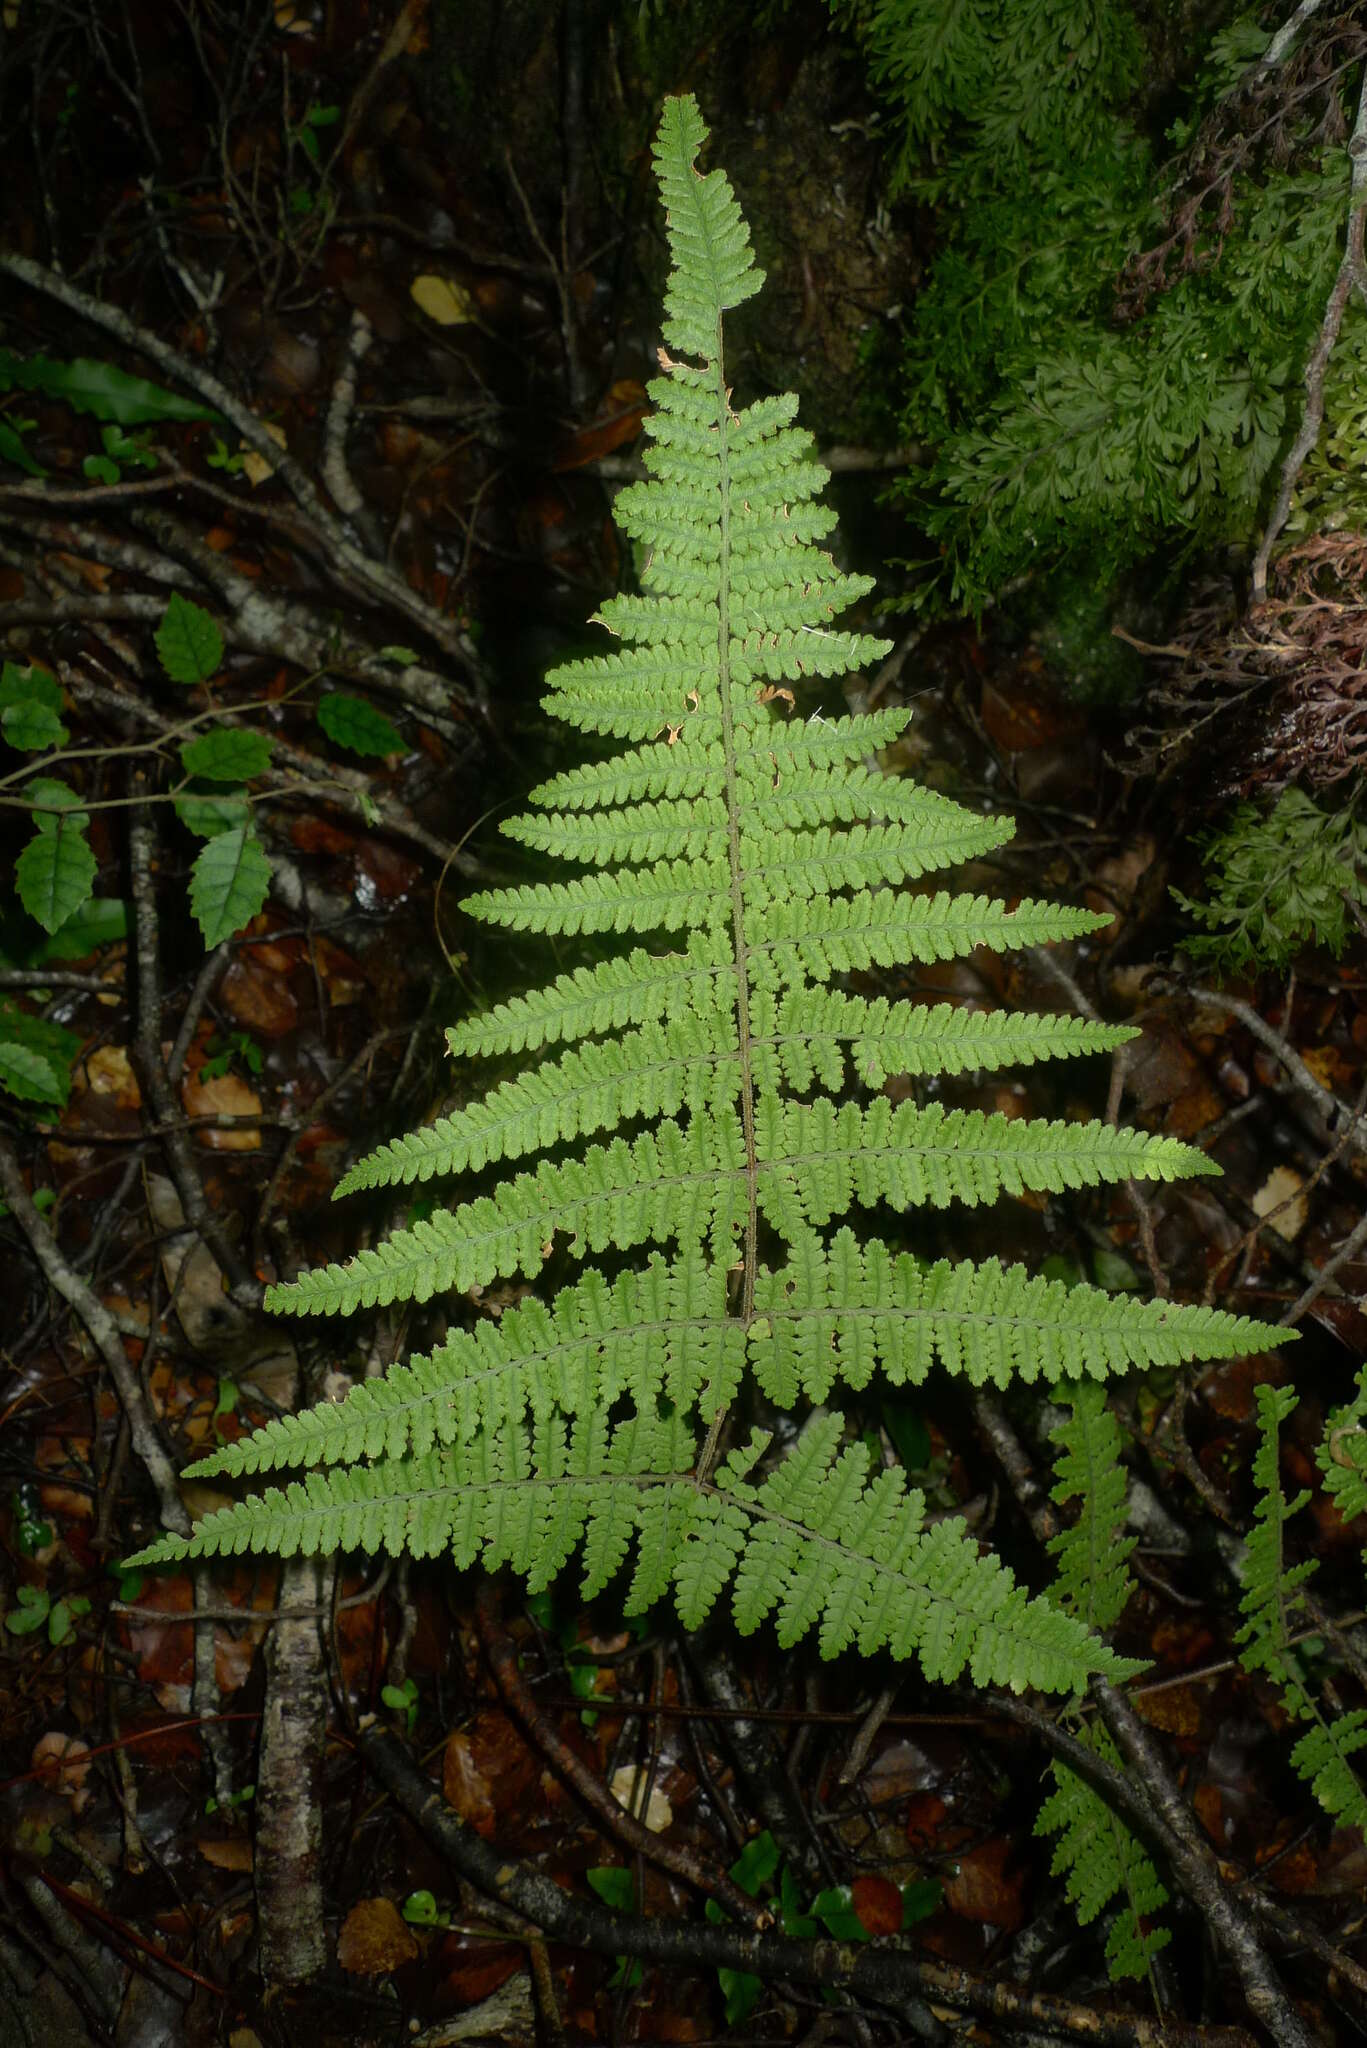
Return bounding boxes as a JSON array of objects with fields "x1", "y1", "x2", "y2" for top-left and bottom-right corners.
[
  {"x1": 336, "y1": 1896, "x2": 419, "y2": 1975},
  {"x1": 942, "y1": 1837, "x2": 1026, "y2": 1930},
  {"x1": 74, "y1": 1045, "x2": 141, "y2": 1107},
  {"x1": 442, "y1": 1711, "x2": 536, "y2": 1842},
  {"x1": 197, "y1": 1834, "x2": 254, "y2": 1871},
  {"x1": 181, "y1": 1067, "x2": 262, "y2": 1151},
  {"x1": 31, "y1": 1733, "x2": 92, "y2": 1809},
  {"x1": 220, "y1": 956, "x2": 299, "y2": 1037}
]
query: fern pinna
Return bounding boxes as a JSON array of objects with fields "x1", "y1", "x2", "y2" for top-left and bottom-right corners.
[{"x1": 127, "y1": 96, "x2": 1281, "y2": 1697}]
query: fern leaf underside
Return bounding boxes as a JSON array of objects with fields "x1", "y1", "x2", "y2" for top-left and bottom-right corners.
[{"x1": 127, "y1": 96, "x2": 1284, "y2": 1696}]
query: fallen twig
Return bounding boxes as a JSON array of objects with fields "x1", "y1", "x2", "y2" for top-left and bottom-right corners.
[
  {"x1": 0, "y1": 247, "x2": 490, "y2": 705},
  {"x1": 474, "y1": 1581, "x2": 767, "y2": 1928},
  {"x1": 357, "y1": 1717, "x2": 1257, "y2": 2048}
]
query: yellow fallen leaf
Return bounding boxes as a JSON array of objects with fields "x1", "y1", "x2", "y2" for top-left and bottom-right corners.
[
  {"x1": 31, "y1": 1733, "x2": 92, "y2": 1810},
  {"x1": 1251, "y1": 1162, "x2": 1308, "y2": 1242},
  {"x1": 609, "y1": 1764, "x2": 673, "y2": 1833},
  {"x1": 75, "y1": 1044, "x2": 141, "y2": 1107},
  {"x1": 410, "y1": 274, "x2": 476, "y2": 326},
  {"x1": 242, "y1": 421, "x2": 288, "y2": 487},
  {"x1": 181, "y1": 1067, "x2": 263, "y2": 1151}
]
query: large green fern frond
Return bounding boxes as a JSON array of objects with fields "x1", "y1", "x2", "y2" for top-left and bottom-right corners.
[{"x1": 126, "y1": 95, "x2": 1286, "y2": 1701}]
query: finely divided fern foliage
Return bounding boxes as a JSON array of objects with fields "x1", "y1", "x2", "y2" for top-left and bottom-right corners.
[
  {"x1": 1036, "y1": 1386, "x2": 1171, "y2": 1982},
  {"x1": 1236, "y1": 1383, "x2": 1367, "y2": 1835},
  {"x1": 128, "y1": 97, "x2": 1281, "y2": 1697}
]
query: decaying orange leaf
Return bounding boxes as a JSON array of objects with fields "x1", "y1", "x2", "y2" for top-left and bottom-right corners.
[
  {"x1": 181, "y1": 1066, "x2": 263, "y2": 1151},
  {"x1": 337, "y1": 1897, "x2": 420, "y2": 1975}
]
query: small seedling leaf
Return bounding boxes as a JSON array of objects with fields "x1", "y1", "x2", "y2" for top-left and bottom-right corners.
[
  {"x1": 5, "y1": 1586, "x2": 50, "y2": 1635},
  {"x1": 585, "y1": 1867, "x2": 635, "y2": 1913},
  {"x1": 730, "y1": 1830, "x2": 781, "y2": 1897}
]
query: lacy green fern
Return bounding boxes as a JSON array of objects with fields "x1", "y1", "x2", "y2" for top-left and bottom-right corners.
[
  {"x1": 1036, "y1": 1385, "x2": 1171, "y2": 1982},
  {"x1": 837, "y1": 0, "x2": 1350, "y2": 614},
  {"x1": 126, "y1": 95, "x2": 1283, "y2": 1699},
  {"x1": 1236, "y1": 1383, "x2": 1367, "y2": 1836},
  {"x1": 1173, "y1": 789, "x2": 1367, "y2": 978}
]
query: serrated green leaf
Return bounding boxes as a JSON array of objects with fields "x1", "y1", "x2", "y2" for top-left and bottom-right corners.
[
  {"x1": 188, "y1": 824, "x2": 271, "y2": 946},
  {"x1": 0, "y1": 349, "x2": 222, "y2": 426},
  {"x1": 0, "y1": 662, "x2": 62, "y2": 717},
  {"x1": 0, "y1": 1042, "x2": 62, "y2": 1106},
  {"x1": 176, "y1": 789, "x2": 250, "y2": 839},
  {"x1": 16, "y1": 819, "x2": 97, "y2": 934},
  {"x1": 21, "y1": 777, "x2": 89, "y2": 835},
  {"x1": 0, "y1": 1000, "x2": 79, "y2": 1107},
  {"x1": 180, "y1": 728, "x2": 274, "y2": 781},
  {"x1": 82, "y1": 454, "x2": 121, "y2": 484},
  {"x1": 156, "y1": 593, "x2": 224, "y2": 685},
  {"x1": 2, "y1": 701, "x2": 68, "y2": 750},
  {"x1": 315, "y1": 692, "x2": 404, "y2": 758}
]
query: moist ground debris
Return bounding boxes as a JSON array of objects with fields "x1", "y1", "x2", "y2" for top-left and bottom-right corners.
[{"x1": 1, "y1": 5, "x2": 1365, "y2": 2047}]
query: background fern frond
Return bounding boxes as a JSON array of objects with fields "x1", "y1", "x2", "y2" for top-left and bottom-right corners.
[
  {"x1": 1046, "y1": 1383, "x2": 1134, "y2": 1632},
  {"x1": 1036, "y1": 1386, "x2": 1170, "y2": 1983},
  {"x1": 1237, "y1": 1382, "x2": 1367, "y2": 1836}
]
